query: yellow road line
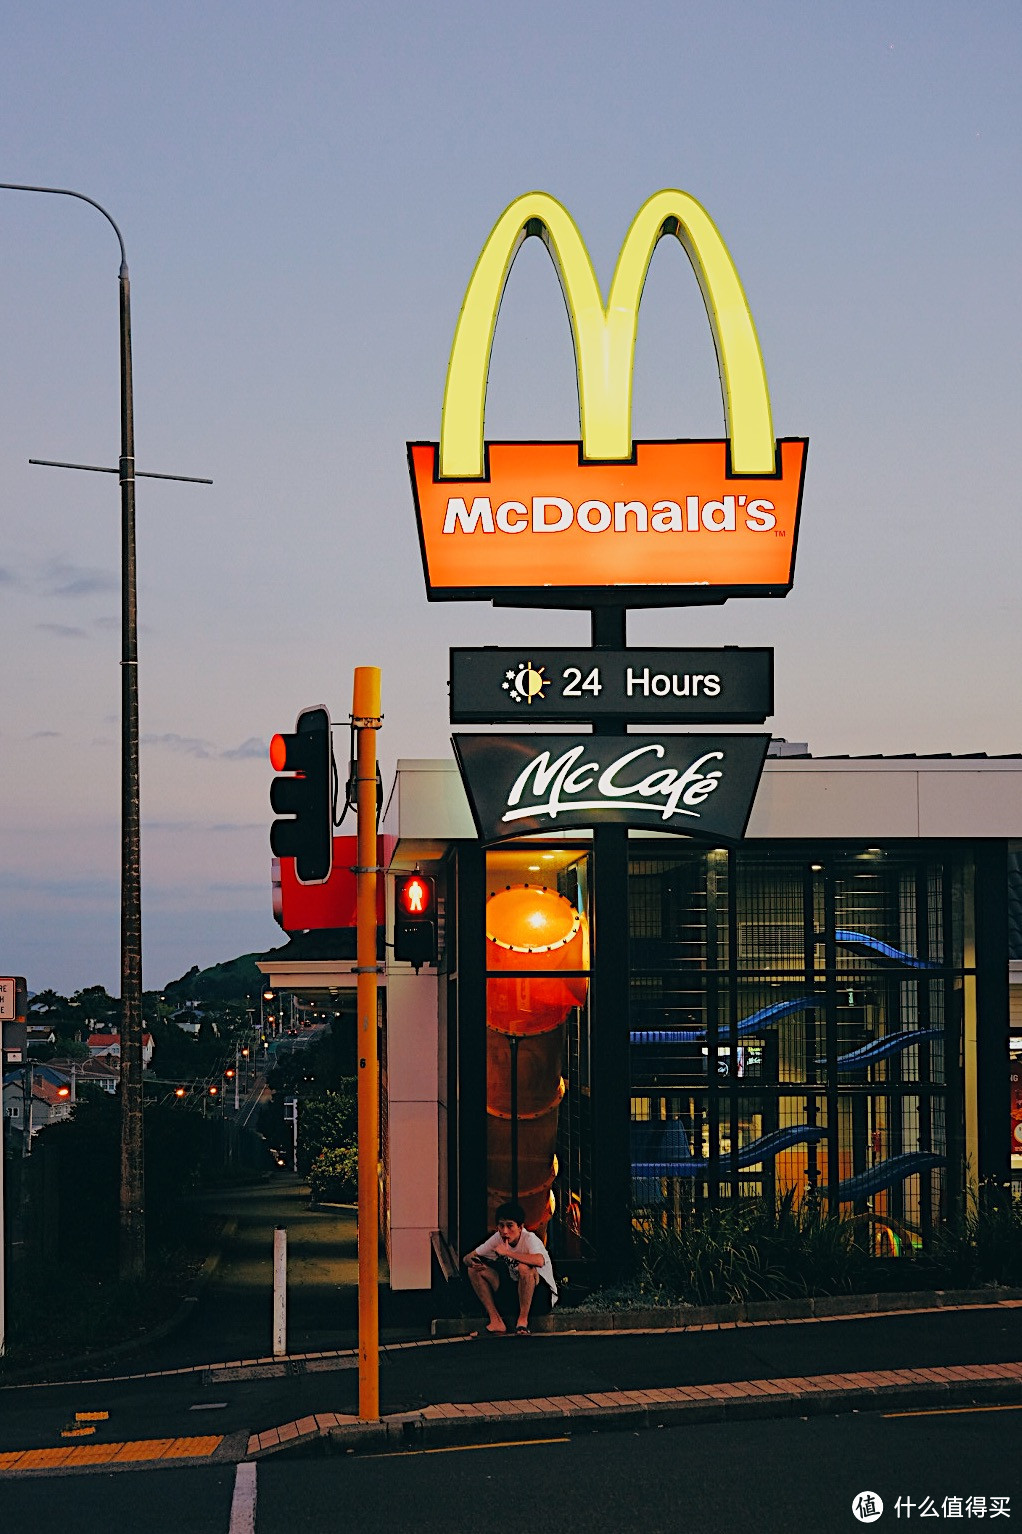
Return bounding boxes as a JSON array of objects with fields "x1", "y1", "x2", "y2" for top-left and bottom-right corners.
[
  {"x1": 0, "y1": 1435, "x2": 223, "y2": 1473},
  {"x1": 75, "y1": 1411, "x2": 109, "y2": 1422},
  {"x1": 368, "y1": 1435, "x2": 571, "y2": 1458},
  {"x1": 884, "y1": 1403, "x2": 1022, "y2": 1419}
]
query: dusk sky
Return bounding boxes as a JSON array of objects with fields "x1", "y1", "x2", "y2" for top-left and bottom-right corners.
[{"x1": 1, "y1": 3, "x2": 1019, "y2": 996}]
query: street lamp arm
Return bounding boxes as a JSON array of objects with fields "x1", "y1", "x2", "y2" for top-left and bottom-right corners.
[{"x1": 0, "y1": 182, "x2": 128, "y2": 270}]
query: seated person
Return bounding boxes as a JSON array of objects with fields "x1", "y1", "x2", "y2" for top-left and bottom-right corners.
[{"x1": 463, "y1": 1199, "x2": 558, "y2": 1336}]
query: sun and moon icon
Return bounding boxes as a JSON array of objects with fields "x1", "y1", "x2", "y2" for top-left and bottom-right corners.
[{"x1": 502, "y1": 660, "x2": 548, "y2": 705}]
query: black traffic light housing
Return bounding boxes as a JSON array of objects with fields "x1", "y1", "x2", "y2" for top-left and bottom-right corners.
[
  {"x1": 394, "y1": 872, "x2": 437, "y2": 969},
  {"x1": 269, "y1": 705, "x2": 334, "y2": 884}
]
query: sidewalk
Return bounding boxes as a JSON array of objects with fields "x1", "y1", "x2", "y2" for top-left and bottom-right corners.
[{"x1": 244, "y1": 1291, "x2": 1022, "y2": 1459}]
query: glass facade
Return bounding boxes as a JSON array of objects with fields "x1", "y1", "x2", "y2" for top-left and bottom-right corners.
[{"x1": 628, "y1": 846, "x2": 969, "y2": 1250}]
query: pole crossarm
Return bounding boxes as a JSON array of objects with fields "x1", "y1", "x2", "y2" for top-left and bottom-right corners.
[{"x1": 29, "y1": 458, "x2": 212, "y2": 484}]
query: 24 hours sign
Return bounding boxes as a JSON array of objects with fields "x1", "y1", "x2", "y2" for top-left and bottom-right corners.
[{"x1": 450, "y1": 648, "x2": 772, "y2": 724}]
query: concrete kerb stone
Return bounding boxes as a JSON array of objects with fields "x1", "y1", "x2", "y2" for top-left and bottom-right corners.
[
  {"x1": 246, "y1": 1369, "x2": 1022, "y2": 1461},
  {"x1": 430, "y1": 1285, "x2": 1022, "y2": 1339}
]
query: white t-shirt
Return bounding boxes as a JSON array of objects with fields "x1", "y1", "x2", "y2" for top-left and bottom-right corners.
[{"x1": 474, "y1": 1228, "x2": 558, "y2": 1304}]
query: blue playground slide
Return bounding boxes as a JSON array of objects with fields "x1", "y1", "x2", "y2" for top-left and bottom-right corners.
[
  {"x1": 629, "y1": 995, "x2": 820, "y2": 1047},
  {"x1": 632, "y1": 1135, "x2": 943, "y2": 1202},
  {"x1": 821, "y1": 1027, "x2": 943, "y2": 1071},
  {"x1": 833, "y1": 930, "x2": 939, "y2": 968},
  {"x1": 632, "y1": 1123, "x2": 827, "y2": 1180},
  {"x1": 832, "y1": 1151, "x2": 944, "y2": 1202}
]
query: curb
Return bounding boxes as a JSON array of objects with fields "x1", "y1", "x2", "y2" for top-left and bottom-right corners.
[
  {"x1": 246, "y1": 1360, "x2": 1022, "y2": 1460},
  {"x1": 430, "y1": 1285, "x2": 1022, "y2": 1338}
]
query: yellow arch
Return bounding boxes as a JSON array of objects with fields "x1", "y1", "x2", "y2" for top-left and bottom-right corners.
[{"x1": 440, "y1": 189, "x2": 775, "y2": 478}]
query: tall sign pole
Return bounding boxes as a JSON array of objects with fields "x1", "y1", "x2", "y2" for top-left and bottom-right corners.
[{"x1": 352, "y1": 666, "x2": 382, "y2": 1420}]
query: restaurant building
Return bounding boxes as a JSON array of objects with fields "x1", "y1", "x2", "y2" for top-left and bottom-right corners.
[{"x1": 365, "y1": 748, "x2": 1021, "y2": 1293}]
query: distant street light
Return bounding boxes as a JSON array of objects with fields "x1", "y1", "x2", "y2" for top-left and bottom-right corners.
[{"x1": 0, "y1": 183, "x2": 210, "y2": 1279}]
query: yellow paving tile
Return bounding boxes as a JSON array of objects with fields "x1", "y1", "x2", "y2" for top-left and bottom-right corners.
[
  {"x1": 63, "y1": 1443, "x2": 123, "y2": 1466},
  {"x1": 0, "y1": 1452, "x2": 28, "y2": 1471},
  {"x1": 110, "y1": 1438, "x2": 176, "y2": 1463},
  {"x1": 12, "y1": 1447, "x2": 76, "y2": 1469},
  {"x1": 161, "y1": 1436, "x2": 223, "y2": 1460}
]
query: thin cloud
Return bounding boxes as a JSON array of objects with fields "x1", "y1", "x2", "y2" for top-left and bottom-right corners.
[
  {"x1": 142, "y1": 733, "x2": 215, "y2": 759},
  {"x1": 36, "y1": 622, "x2": 89, "y2": 638},
  {"x1": 143, "y1": 819, "x2": 266, "y2": 834},
  {"x1": 40, "y1": 558, "x2": 117, "y2": 598},
  {"x1": 222, "y1": 736, "x2": 268, "y2": 760}
]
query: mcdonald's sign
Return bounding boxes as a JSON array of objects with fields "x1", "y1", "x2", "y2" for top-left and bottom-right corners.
[{"x1": 408, "y1": 190, "x2": 807, "y2": 606}]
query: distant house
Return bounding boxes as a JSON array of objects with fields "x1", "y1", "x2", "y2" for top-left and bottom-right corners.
[
  {"x1": 2, "y1": 1074, "x2": 28, "y2": 1137},
  {"x1": 86, "y1": 1031, "x2": 154, "y2": 1070},
  {"x1": 25, "y1": 1023, "x2": 57, "y2": 1055},
  {"x1": 2, "y1": 1069, "x2": 72, "y2": 1143},
  {"x1": 48, "y1": 1056, "x2": 119, "y2": 1095},
  {"x1": 169, "y1": 1006, "x2": 203, "y2": 1037},
  {"x1": 29, "y1": 1075, "x2": 73, "y2": 1133}
]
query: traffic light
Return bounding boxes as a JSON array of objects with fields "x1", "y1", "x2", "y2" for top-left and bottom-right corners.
[
  {"x1": 394, "y1": 872, "x2": 437, "y2": 968},
  {"x1": 269, "y1": 705, "x2": 334, "y2": 884}
]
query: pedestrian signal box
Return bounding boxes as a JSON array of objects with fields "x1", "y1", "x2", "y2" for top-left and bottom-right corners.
[{"x1": 394, "y1": 873, "x2": 437, "y2": 968}]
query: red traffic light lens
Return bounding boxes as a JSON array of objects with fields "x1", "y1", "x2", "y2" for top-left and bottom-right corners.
[{"x1": 269, "y1": 733, "x2": 288, "y2": 771}]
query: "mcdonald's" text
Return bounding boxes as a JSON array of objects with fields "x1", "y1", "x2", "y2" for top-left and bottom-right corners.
[{"x1": 442, "y1": 492, "x2": 777, "y2": 537}]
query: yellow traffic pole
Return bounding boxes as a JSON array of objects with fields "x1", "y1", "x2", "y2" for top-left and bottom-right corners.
[{"x1": 352, "y1": 666, "x2": 382, "y2": 1421}]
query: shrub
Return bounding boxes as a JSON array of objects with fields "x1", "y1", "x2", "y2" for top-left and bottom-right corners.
[
  {"x1": 634, "y1": 1192, "x2": 873, "y2": 1305},
  {"x1": 309, "y1": 1144, "x2": 359, "y2": 1204},
  {"x1": 928, "y1": 1187, "x2": 1022, "y2": 1288}
]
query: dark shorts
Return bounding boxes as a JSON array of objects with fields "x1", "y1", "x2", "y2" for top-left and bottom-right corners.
[{"x1": 476, "y1": 1259, "x2": 554, "y2": 1315}]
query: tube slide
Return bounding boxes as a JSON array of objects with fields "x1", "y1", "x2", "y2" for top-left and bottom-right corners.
[{"x1": 485, "y1": 886, "x2": 589, "y2": 1231}]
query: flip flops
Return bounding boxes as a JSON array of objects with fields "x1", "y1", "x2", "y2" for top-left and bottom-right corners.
[{"x1": 515, "y1": 1325, "x2": 531, "y2": 1337}]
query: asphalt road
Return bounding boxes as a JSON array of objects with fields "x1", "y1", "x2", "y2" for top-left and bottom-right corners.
[{"x1": 2, "y1": 1407, "x2": 1019, "y2": 1533}]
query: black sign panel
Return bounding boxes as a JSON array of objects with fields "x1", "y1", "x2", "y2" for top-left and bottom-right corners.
[
  {"x1": 450, "y1": 648, "x2": 773, "y2": 724},
  {"x1": 452, "y1": 734, "x2": 770, "y2": 843}
]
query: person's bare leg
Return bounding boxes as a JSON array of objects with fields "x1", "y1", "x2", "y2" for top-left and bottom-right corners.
[
  {"x1": 467, "y1": 1262, "x2": 506, "y2": 1332},
  {"x1": 516, "y1": 1267, "x2": 539, "y2": 1330}
]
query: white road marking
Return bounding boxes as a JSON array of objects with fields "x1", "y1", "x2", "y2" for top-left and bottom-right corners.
[{"x1": 229, "y1": 1461, "x2": 257, "y2": 1534}]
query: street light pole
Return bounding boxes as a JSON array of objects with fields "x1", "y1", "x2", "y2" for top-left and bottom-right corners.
[{"x1": 1, "y1": 184, "x2": 210, "y2": 1279}]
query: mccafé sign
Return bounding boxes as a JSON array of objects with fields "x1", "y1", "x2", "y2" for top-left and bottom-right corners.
[
  {"x1": 454, "y1": 734, "x2": 769, "y2": 843},
  {"x1": 409, "y1": 189, "x2": 807, "y2": 605}
]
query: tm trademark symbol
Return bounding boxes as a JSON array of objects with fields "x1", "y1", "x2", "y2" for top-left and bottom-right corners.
[{"x1": 775, "y1": 529, "x2": 787, "y2": 537}]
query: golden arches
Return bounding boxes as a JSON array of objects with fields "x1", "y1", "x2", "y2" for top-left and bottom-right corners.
[{"x1": 440, "y1": 189, "x2": 775, "y2": 478}]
